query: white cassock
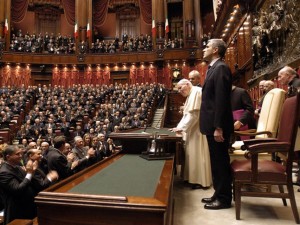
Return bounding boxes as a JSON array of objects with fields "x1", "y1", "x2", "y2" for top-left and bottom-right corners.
[{"x1": 177, "y1": 86, "x2": 212, "y2": 187}]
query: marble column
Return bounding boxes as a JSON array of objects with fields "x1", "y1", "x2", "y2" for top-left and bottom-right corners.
[{"x1": 184, "y1": 0, "x2": 195, "y2": 47}]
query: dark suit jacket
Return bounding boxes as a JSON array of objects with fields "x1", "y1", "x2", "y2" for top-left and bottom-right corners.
[
  {"x1": 31, "y1": 168, "x2": 52, "y2": 193},
  {"x1": 231, "y1": 87, "x2": 256, "y2": 129},
  {"x1": 0, "y1": 163, "x2": 37, "y2": 224},
  {"x1": 288, "y1": 77, "x2": 300, "y2": 97},
  {"x1": 47, "y1": 148, "x2": 73, "y2": 180},
  {"x1": 92, "y1": 141, "x2": 111, "y2": 163},
  {"x1": 200, "y1": 59, "x2": 234, "y2": 135},
  {"x1": 98, "y1": 141, "x2": 111, "y2": 158},
  {"x1": 72, "y1": 146, "x2": 94, "y2": 172}
]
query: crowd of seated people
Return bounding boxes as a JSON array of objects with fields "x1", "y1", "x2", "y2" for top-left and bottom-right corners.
[
  {"x1": 0, "y1": 81, "x2": 166, "y2": 219},
  {"x1": 0, "y1": 81, "x2": 167, "y2": 223},
  {"x1": 0, "y1": 82, "x2": 165, "y2": 146},
  {"x1": 163, "y1": 38, "x2": 184, "y2": 49},
  {"x1": 89, "y1": 34, "x2": 153, "y2": 53},
  {"x1": 0, "y1": 86, "x2": 36, "y2": 129},
  {"x1": 7, "y1": 29, "x2": 187, "y2": 54},
  {"x1": 9, "y1": 29, "x2": 76, "y2": 54}
]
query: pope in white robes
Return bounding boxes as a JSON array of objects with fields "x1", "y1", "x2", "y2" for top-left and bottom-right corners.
[{"x1": 172, "y1": 79, "x2": 212, "y2": 187}]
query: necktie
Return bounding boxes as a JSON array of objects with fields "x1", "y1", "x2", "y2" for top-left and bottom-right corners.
[{"x1": 205, "y1": 65, "x2": 211, "y2": 79}]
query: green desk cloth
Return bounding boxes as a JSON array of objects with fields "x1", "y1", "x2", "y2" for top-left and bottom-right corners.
[{"x1": 68, "y1": 155, "x2": 165, "y2": 197}]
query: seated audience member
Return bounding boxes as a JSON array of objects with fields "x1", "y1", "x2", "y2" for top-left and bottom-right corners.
[
  {"x1": 0, "y1": 145, "x2": 41, "y2": 224},
  {"x1": 16, "y1": 125, "x2": 30, "y2": 141},
  {"x1": 63, "y1": 143, "x2": 73, "y2": 157},
  {"x1": 112, "y1": 111, "x2": 122, "y2": 127},
  {"x1": 21, "y1": 138, "x2": 28, "y2": 148},
  {"x1": 47, "y1": 136, "x2": 78, "y2": 180},
  {"x1": 44, "y1": 118, "x2": 56, "y2": 131},
  {"x1": 44, "y1": 127, "x2": 55, "y2": 145},
  {"x1": 231, "y1": 86, "x2": 256, "y2": 138},
  {"x1": 131, "y1": 114, "x2": 141, "y2": 128},
  {"x1": 90, "y1": 136, "x2": 103, "y2": 163},
  {"x1": 255, "y1": 80, "x2": 275, "y2": 116},
  {"x1": 40, "y1": 141, "x2": 50, "y2": 174},
  {"x1": 100, "y1": 124, "x2": 110, "y2": 139},
  {"x1": 278, "y1": 66, "x2": 300, "y2": 190},
  {"x1": 107, "y1": 138, "x2": 121, "y2": 154},
  {"x1": 98, "y1": 133, "x2": 112, "y2": 158},
  {"x1": 278, "y1": 66, "x2": 300, "y2": 97},
  {"x1": 119, "y1": 117, "x2": 131, "y2": 130},
  {"x1": 74, "y1": 125, "x2": 84, "y2": 137},
  {"x1": 26, "y1": 148, "x2": 58, "y2": 193},
  {"x1": 62, "y1": 143, "x2": 78, "y2": 169},
  {"x1": 82, "y1": 133, "x2": 92, "y2": 148},
  {"x1": 254, "y1": 80, "x2": 266, "y2": 115},
  {"x1": 87, "y1": 127, "x2": 97, "y2": 139},
  {"x1": 72, "y1": 136, "x2": 95, "y2": 172},
  {"x1": 23, "y1": 141, "x2": 37, "y2": 164}
]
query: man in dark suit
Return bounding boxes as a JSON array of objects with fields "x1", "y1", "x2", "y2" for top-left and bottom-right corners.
[
  {"x1": 231, "y1": 86, "x2": 256, "y2": 132},
  {"x1": 278, "y1": 66, "x2": 300, "y2": 190},
  {"x1": 97, "y1": 133, "x2": 112, "y2": 158},
  {"x1": 200, "y1": 39, "x2": 234, "y2": 210},
  {"x1": 72, "y1": 136, "x2": 95, "y2": 172},
  {"x1": 0, "y1": 145, "x2": 38, "y2": 224},
  {"x1": 47, "y1": 136, "x2": 78, "y2": 180}
]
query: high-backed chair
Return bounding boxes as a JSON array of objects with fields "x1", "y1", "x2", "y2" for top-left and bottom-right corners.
[
  {"x1": 231, "y1": 90, "x2": 300, "y2": 223},
  {"x1": 231, "y1": 88, "x2": 286, "y2": 152}
]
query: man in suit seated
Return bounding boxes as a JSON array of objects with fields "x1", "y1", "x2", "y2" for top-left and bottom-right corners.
[
  {"x1": 72, "y1": 136, "x2": 96, "y2": 172},
  {"x1": 231, "y1": 85, "x2": 256, "y2": 139},
  {"x1": 97, "y1": 133, "x2": 112, "y2": 159}
]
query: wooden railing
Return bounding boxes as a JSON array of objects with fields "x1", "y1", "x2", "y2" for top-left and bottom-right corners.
[{"x1": 1, "y1": 48, "x2": 202, "y2": 65}]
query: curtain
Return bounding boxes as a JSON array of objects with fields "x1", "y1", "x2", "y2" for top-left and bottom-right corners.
[
  {"x1": 93, "y1": 0, "x2": 110, "y2": 28},
  {"x1": 61, "y1": 0, "x2": 75, "y2": 25},
  {"x1": 139, "y1": 0, "x2": 151, "y2": 25},
  {"x1": 11, "y1": 0, "x2": 29, "y2": 23}
]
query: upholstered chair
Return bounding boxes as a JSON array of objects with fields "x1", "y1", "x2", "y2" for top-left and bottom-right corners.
[
  {"x1": 231, "y1": 88, "x2": 286, "y2": 154},
  {"x1": 231, "y1": 90, "x2": 300, "y2": 223}
]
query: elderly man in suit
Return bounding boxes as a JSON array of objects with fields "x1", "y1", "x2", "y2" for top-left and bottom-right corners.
[
  {"x1": 278, "y1": 66, "x2": 300, "y2": 190},
  {"x1": 200, "y1": 39, "x2": 234, "y2": 210},
  {"x1": 72, "y1": 136, "x2": 96, "y2": 172}
]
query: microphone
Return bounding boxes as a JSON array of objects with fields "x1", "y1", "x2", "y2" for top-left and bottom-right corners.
[{"x1": 142, "y1": 119, "x2": 149, "y2": 133}]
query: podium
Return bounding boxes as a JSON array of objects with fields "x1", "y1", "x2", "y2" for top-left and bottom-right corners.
[
  {"x1": 109, "y1": 127, "x2": 182, "y2": 160},
  {"x1": 140, "y1": 132, "x2": 174, "y2": 160}
]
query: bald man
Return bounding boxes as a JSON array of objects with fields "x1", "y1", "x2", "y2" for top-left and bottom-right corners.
[
  {"x1": 188, "y1": 70, "x2": 202, "y2": 87},
  {"x1": 278, "y1": 66, "x2": 300, "y2": 97},
  {"x1": 279, "y1": 66, "x2": 300, "y2": 191}
]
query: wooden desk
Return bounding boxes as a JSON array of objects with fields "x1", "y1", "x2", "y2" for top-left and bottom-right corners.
[
  {"x1": 109, "y1": 127, "x2": 182, "y2": 154},
  {"x1": 34, "y1": 153, "x2": 174, "y2": 225}
]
